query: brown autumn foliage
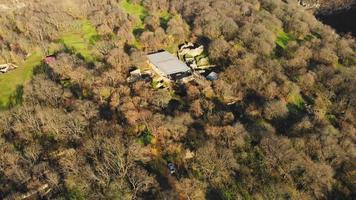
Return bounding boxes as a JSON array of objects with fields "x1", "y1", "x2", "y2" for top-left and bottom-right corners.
[{"x1": 0, "y1": 0, "x2": 355, "y2": 199}]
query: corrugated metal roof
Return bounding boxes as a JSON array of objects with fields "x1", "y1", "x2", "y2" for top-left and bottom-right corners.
[
  {"x1": 206, "y1": 72, "x2": 218, "y2": 81},
  {"x1": 148, "y1": 51, "x2": 190, "y2": 76}
]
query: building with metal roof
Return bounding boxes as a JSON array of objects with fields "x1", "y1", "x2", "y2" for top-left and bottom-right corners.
[{"x1": 147, "y1": 51, "x2": 191, "y2": 80}]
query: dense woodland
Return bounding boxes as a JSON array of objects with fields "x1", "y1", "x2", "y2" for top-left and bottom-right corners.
[{"x1": 0, "y1": 0, "x2": 355, "y2": 199}]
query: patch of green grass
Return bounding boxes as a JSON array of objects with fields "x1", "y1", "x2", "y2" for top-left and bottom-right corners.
[
  {"x1": 286, "y1": 89, "x2": 306, "y2": 118},
  {"x1": 165, "y1": 42, "x2": 179, "y2": 54},
  {"x1": 0, "y1": 51, "x2": 43, "y2": 109},
  {"x1": 160, "y1": 11, "x2": 172, "y2": 29},
  {"x1": 120, "y1": 1, "x2": 175, "y2": 52},
  {"x1": 60, "y1": 21, "x2": 99, "y2": 63},
  {"x1": 66, "y1": 187, "x2": 85, "y2": 200},
  {"x1": 334, "y1": 62, "x2": 347, "y2": 73},
  {"x1": 276, "y1": 31, "x2": 295, "y2": 49},
  {"x1": 120, "y1": 0, "x2": 150, "y2": 49},
  {"x1": 0, "y1": 21, "x2": 98, "y2": 110},
  {"x1": 133, "y1": 38, "x2": 143, "y2": 49},
  {"x1": 120, "y1": 0, "x2": 147, "y2": 29},
  {"x1": 326, "y1": 114, "x2": 337, "y2": 126},
  {"x1": 151, "y1": 78, "x2": 162, "y2": 89},
  {"x1": 119, "y1": 0, "x2": 146, "y2": 47},
  {"x1": 221, "y1": 183, "x2": 251, "y2": 200},
  {"x1": 311, "y1": 31, "x2": 322, "y2": 39},
  {"x1": 48, "y1": 43, "x2": 63, "y2": 55},
  {"x1": 120, "y1": 0, "x2": 147, "y2": 19},
  {"x1": 160, "y1": 11, "x2": 171, "y2": 22},
  {"x1": 304, "y1": 34, "x2": 316, "y2": 42},
  {"x1": 138, "y1": 128, "x2": 153, "y2": 146},
  {"x1": 287, "y1": 90, "x2": 305, "y2": 109}
]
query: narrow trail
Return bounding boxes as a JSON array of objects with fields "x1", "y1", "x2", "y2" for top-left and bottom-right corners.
[{"x1": 149, "y1": 133, "x2": 187, "y2": 199}]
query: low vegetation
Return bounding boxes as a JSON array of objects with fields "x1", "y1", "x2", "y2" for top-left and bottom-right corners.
[
  {"x1": 60, "y1": 20, "x2": 99, "y2": 63},
  {"x1": 276, "y1": 30, "x2": 295, "y2": 49},
  {"x1": 120, "y1": 0, "x2": 147, "y2": 23},
  {"x1": 0, "y1": 51, "x2": 42, "y2": 108}
]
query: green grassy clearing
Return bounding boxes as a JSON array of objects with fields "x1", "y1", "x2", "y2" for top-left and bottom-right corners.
[
  {"x1": 60, "y1": 20, "x2": 99, "y2": 63},
  {"x1": 275, "y1": 31, "x2": 295, "y2": 49},
  {"x1": 138, "y1": 128, "x2": 153, "y2": 146},
  {"x1": 0, "y1": 51, "x2": 43, "y2": 108},
  {"x1": 276, "y1": 31, "x2": 322, "y2": 49},
  {"x1": 164, "y1": 38, "x2": 179, "y2": 54},
  {"x1": 120, "y1": 0, "x2": 147, "y2": 29},
  {"x1": 160, "y1": 11, "x2": 171, "y2": 22},
  {"x1": 160, "y1": 11, "x2": 172, "y2": 29},
  {"x1": 120, "y1": 0, "x2": 174, "y2": 50},
  {"x1": 0, "y1": 20, "x2": 99, "y2": 110},
  {"x1": 119, "y1": 0, "x2": 148, "y2": 49},
  {"x1": 119, "y1": 0, "x2": 143, "y2": 49}
]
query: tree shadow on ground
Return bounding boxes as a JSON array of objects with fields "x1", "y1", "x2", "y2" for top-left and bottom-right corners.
[{"x1": 8, "y1": 85, "x2": 24, "y2": 108}]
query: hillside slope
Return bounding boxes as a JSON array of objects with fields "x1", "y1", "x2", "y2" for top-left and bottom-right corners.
[{"x1": 0, "y1": 0, "x2": 355, "y2": 199}]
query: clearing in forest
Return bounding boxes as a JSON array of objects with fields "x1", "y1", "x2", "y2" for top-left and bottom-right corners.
[
  {"x1": 0, "y1": 20, "x2": 99, "y2": 109},
  {"x1": 119, "y1": 0, "x2": 147, "y2": 48},
  {"x1": 60, "y1": 20, "x2": 99, "y2": 63},
  {"x1": 119, "y1": 0, "x2": 173, "y2": 50},
  {"x1": 120, "y1": 0, "x2": 147, "y2": 29},
  {"x1": 0, "y1": 51, "x2": 43, "y2": 108}
]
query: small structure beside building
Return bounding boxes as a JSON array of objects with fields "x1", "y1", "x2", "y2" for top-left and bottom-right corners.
[
  {"x1": 0, "y1": 63, "x2": 18, "y2": 73},
  {"x1": 206, "y1": 71, "x2": 218, "y2": 81},
  {"x1": 127, "y1": 69, "x2": 141, "y2": 83},
  {"x1": 147, "y1": 51, "x2": 191, "y2": 81},
  {"x1": 178, "y1": 43, "x2": 204, "y2": 58},
  {"x1": 127, "y1": 68, "x2": 153, "y2": 84},
  {"x1": 178, "y1": 42, "x2": 215, "y2": 70},
  {"x1": 178, "y1": 42, "x2": 218, "y2": 81}
]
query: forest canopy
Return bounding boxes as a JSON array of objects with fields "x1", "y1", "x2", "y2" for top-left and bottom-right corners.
[{"x1": 0, "y1": 0, "x2": 355, "y2": 199}]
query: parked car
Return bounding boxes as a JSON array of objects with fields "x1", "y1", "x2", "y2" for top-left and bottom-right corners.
[{"x1": 167, "y1": 163, "x2": 176, "y2": 175}]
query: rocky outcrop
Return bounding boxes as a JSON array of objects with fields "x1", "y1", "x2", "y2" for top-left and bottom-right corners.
[
  {"x1": 298, "y1": 0, "x2": 320, "y2": 9},
  {"x1": 298, "y1": 0, "x2": 355, "y2": 13}
]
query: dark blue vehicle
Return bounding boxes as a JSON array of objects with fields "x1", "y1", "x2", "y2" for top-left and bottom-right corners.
[{"x1": 167, "y1": 163, "x2": 176, "y2": 174}]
